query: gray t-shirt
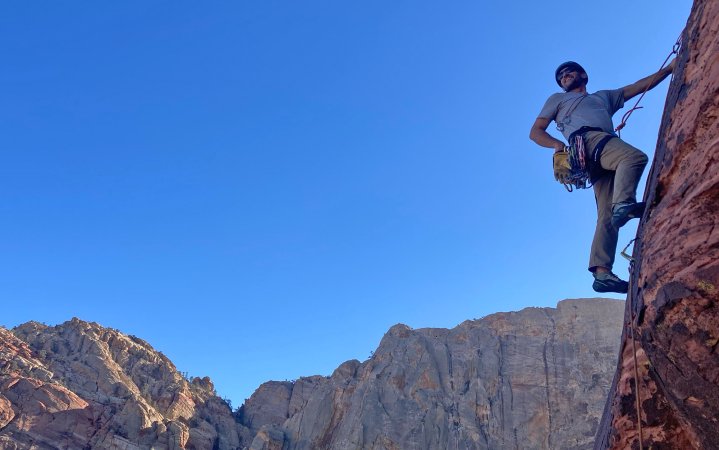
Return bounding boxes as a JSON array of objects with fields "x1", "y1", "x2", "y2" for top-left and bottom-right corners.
[{"x1": 538, "y1": 88, "x2": 625, "y2": 140}]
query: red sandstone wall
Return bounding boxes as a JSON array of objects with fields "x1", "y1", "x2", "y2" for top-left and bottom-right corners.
[{"x1": 594, "y1": 0, "x2": 719, "y2": 448}]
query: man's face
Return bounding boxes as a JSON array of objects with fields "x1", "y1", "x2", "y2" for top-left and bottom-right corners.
[{"x1": 558, "y1": 67, "x2": 586, "y2": 91}]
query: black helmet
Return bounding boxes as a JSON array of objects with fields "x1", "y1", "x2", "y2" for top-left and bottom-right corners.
[{"x1": 555, "y1": 61, "x2": 588, "y2": 87}]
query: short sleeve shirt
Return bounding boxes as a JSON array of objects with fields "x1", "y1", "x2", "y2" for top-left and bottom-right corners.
[{"x1": 538, "y1": 88, "x2": 625, "y2": 140}]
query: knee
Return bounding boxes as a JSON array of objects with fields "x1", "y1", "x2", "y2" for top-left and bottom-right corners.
[
  {"x1": 620, "y1": 149, "x2": 648, "y2": 170},
  {"x1": 611, "y1": 139, "x2": 648, "y2": 166}
]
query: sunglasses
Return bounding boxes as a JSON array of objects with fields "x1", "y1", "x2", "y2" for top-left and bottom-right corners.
[{"x1": 557, "y1": 67, "x2": 578, "y2": 82}]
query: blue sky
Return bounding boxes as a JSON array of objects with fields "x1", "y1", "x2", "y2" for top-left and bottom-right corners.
[{"x1": 1, "y1": 1, "x2": 691, "y2": 404}]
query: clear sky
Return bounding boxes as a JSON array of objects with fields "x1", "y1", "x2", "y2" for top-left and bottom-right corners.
[{"x1": 1, "y1": 1, "x2": 692, "y2": 405}]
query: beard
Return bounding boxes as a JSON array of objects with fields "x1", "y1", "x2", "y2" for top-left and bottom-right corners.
[{"x1": 563, "y1": 74, "x2": 587, "y2": 92}]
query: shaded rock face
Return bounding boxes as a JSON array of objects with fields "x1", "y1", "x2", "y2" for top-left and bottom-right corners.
[
  {"x1": 0, "y1": 319, "x2": 244, "y2": 450},
  {"x1": 239, "y1": 299, "x2": 624, "y2": 450},
  {"x1": 594, "y1": 0, "x2": 719, "y2": 448}
]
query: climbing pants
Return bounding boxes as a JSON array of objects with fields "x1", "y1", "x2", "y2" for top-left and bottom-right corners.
[{"x1": 583, "y1": 131, "x2": 649, "y2": 272}]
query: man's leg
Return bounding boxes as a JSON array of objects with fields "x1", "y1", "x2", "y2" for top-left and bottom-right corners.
[
  {"x1": 589, "y1": 172, "x2": 617, "y2": 272},
  {"x1": 589, "y1": 173, "x2": 629, "y2": 293},
  {"x1": 583, "y1": 131, "x2": 636, "y2": 293},
  {"x1": 599, "y1": 138, "x2": 649, "y2": 227}
]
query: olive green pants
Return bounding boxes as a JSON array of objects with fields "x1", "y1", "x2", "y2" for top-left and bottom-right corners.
[{"x1": 583, "y1": 131, "x2": 648, "y2": 272}]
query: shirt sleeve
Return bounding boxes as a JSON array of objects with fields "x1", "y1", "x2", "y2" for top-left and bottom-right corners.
[
  {"x1": 537, "y1": 94, "x2": 560, "y2": 121},
  {"x1": 597, "y1": 89, "x2": 625, "y2": 115}
]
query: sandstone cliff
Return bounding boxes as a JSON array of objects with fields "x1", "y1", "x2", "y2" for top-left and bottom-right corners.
[
  {"x1": 0, "y1": 319, "x2": 245, "y2": 450},
  {"x1": 594, "y1": 0, "x2": 719, "y2": 448},
  {"x1": 1, "y1": 299, "x2": 624, "y2": 449},
  {"x1": 237, "y1": 298, "x2": 624, "y2": 450}
]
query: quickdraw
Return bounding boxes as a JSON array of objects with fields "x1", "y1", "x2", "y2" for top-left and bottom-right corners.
[{"x1": 621, "y1": 238, "x2": 636, "y2": 262}]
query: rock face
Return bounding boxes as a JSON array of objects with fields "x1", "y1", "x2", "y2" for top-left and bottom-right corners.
[
  {"x1": 1, "y1": 299, "x2": 625, "y2": 450},
  {"x1": 237, "y1": 299, "x2": 624, "y2": 450},
  {"x1": 594, "y1": 0, "x2": 719, "y2": 448},
  {"x1": 0, "y1": 319, "x2": 244, "y2": 450}
]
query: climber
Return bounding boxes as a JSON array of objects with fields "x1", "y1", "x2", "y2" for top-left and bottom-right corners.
[{"x1": 529, "y1": 59, "x2": 675, "y2": 294}]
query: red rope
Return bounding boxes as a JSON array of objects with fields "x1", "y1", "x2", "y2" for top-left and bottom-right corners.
[{"x1": 615, "y1": 34, "x2": 683, "y2": 137}]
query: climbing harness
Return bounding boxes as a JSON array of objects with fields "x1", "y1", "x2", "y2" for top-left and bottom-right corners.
[{"x1": 615, "y1": 34, "x2": 683, "y2": 137}]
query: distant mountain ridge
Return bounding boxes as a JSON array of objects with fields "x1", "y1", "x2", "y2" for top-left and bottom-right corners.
[
  {"x1": 1, "y1": 298, "x2": 624, "y2": 449},
  {"x1": 236, "y1": 298, "x2": 623, "y2": 450}
]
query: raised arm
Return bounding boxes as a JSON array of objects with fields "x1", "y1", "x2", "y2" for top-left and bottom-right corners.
[
  {"x1": 622, "y1": 59, "x2": 676, "y2": 101},
  {"x1": 530, "y1": 117, "x2": 566, "y2": 153}
]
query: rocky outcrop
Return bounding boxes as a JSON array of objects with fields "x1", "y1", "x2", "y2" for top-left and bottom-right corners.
[
  {"x1": 0, "y1": 319, "x2": 244, "y2": 449},
  {"x1": 594, "y1": 0, "x2": 719, "y2": 448},
  {"x1": 238, "y1": 299, "x2": 624, "y2": 450},
  {"x1": 1, "y1": 299, "x2": 625, "y2": 450}
]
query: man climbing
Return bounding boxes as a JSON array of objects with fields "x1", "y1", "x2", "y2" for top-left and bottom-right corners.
[{"x1": 529, "y1": 60, "x2": 675, "y2": 293}]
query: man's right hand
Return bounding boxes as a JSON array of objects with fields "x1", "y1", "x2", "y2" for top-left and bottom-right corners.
[{"x1": 530, "y1": 117, "x2": 567, "y2": 153}]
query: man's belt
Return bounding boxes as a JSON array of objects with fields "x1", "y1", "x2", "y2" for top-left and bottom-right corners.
[{"x1": 567, "y1": 126, "x2": 604, "y2": 143}]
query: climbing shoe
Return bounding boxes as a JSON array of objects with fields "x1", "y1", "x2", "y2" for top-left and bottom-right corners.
[
  {"x1": 592, "y1": 271, "x2": 629, "y2": 294},
  {"x1": 611, "y1": 201, "x2": 645, "y2": 229}
]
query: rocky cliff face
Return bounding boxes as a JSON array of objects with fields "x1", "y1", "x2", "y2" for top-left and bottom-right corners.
[
  {"x1": 238, "y1": 298, "x2": 624, "y2": 450},
  {"x1": 0, "y1": 319, "x2": 245, "y2": 450},
  {"x1": 594, "y1": 0, "x2": 719, "y2": 448},
  {"x1": 1, "y1": 299, "x2": 624, "y2": 450}
]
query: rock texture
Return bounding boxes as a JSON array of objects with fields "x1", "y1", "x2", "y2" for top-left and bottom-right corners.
[
  {"x1": 1, "y1": 299, "x2": 625, "y2": 450},
  {"x1": 237, "y1": 299, "x2": 624, "y2": 450},
  {"x1": 0, "y1": 319, "x2": 244, "y2": 450},
  {"x1": 594, "y1": 0, "x2": 719, "y2": 448}
]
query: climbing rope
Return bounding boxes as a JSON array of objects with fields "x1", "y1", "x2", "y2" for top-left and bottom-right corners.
[
  {"x1": 613, "y1": 33, "x2": 684, "y2": 448},
  {"x1": 624, "y1": 246, "x2": 644, "y2": 449},
  {"x1": 615, "y1": 34, "x2": 683, "y2": 137},
  {"x1": 629, "y1": 314, "x2": 644, "y2": 450},
  {"x1": 616, "y1": 31, "x2": 683, "y2": 440}
]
